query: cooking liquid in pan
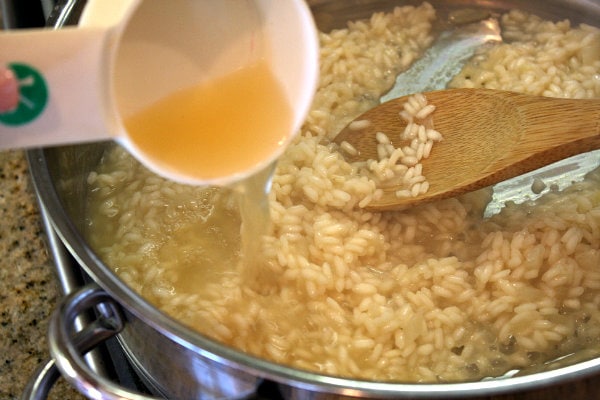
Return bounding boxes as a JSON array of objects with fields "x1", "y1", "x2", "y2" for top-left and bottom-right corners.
[
  {"x1": 123, "y1": 60, "x2": 291, "y2": 275},
  {"x1": 101, "y1": 58, "x2": 291, "y2": 293}
]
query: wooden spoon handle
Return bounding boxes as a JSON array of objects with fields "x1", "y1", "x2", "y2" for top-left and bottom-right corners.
[
  {"x1": 334, "y1": 89, "x2": 600, "y2": 211},
  {"x1": 481, "y1": 92, "x2": 600, "y2": 184},
  {"x1": 402, "y1": 90, "x2": 600, "y2": 209}
]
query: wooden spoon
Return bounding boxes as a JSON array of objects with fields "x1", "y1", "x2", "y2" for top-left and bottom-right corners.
[{"x1": 334, "y1": 88, "x2": 600, "y2": 211}]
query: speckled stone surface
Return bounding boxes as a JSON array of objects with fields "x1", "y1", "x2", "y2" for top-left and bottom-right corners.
[{"x1": 0, "y1": 151, "x2": 84, "y2": 399}]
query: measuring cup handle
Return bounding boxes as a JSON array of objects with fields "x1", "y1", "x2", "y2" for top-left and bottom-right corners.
[{"x1": 0, "y1": 27, "x2": 116, "y2": 149}]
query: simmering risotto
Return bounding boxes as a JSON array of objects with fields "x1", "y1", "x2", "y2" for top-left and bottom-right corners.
[{"x1": 86, "y1": 3, "x2": 600, "y2": 382}]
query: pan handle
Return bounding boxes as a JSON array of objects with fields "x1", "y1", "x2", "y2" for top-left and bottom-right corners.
[{"x1": 22, "y1": 283, "x2": 160, "y2": 400}]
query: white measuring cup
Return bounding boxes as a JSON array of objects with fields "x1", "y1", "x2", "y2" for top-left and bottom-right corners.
[{"x1": 0, "y1": 0, "x2": 319, "y2": 185}]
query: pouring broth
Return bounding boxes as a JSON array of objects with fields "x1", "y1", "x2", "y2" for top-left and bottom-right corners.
[
  {"x1": 123, "y1": 60, "x2": 292, "y2": 181},
  {"x1": 86, "y1": 3, "x2": 600, "y2": 382}
]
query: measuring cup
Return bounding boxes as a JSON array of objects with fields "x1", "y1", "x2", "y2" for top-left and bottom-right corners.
[{"x1": 0, "y1": 0, "x2": 319, "y2": 185}]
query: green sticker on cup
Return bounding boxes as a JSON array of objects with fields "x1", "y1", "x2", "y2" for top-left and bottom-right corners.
[{"x1": 0, "y1": 63, "x2": 49, "y2": 126}]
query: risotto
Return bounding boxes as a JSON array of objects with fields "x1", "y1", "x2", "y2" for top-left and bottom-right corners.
[{"x1": 85, "y1": 3, "x2": 600, "y2": 382}]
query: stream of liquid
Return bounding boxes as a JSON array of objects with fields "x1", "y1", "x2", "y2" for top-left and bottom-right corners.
[
  {"x1": 233, "y1": 162, "x2": 277, "y2": 288},
  {"x1": 123, "y1": 60, "x2": 291, "y2": 279}
]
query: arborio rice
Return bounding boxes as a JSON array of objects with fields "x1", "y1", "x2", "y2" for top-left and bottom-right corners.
[
  {"x1": 342, "y1": 92, "x2": 442, "y2": 200},
  {"x1": 86, "y1": 3, "x2": 600, "y2": 382}
]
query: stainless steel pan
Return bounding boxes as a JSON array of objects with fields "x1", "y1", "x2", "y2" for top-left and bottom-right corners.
[{"x1": 23, "y1": 0, "x2": 600, "y2": 399}]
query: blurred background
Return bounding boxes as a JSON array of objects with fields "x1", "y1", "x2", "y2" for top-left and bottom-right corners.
[{"x1": 0, "y1": 0, "x2": 55, "y2": 29}]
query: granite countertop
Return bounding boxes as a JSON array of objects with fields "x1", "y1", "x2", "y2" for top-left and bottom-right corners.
[
  {"x1": 0, "y1": 148, "x2": 599, "y2": 400},
  {"x1": 0, "y1": 151, "x2": 84, "y2": 400},
  {"x1": 1, "y1": 4, "x2": 82, "y2": 398}
]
